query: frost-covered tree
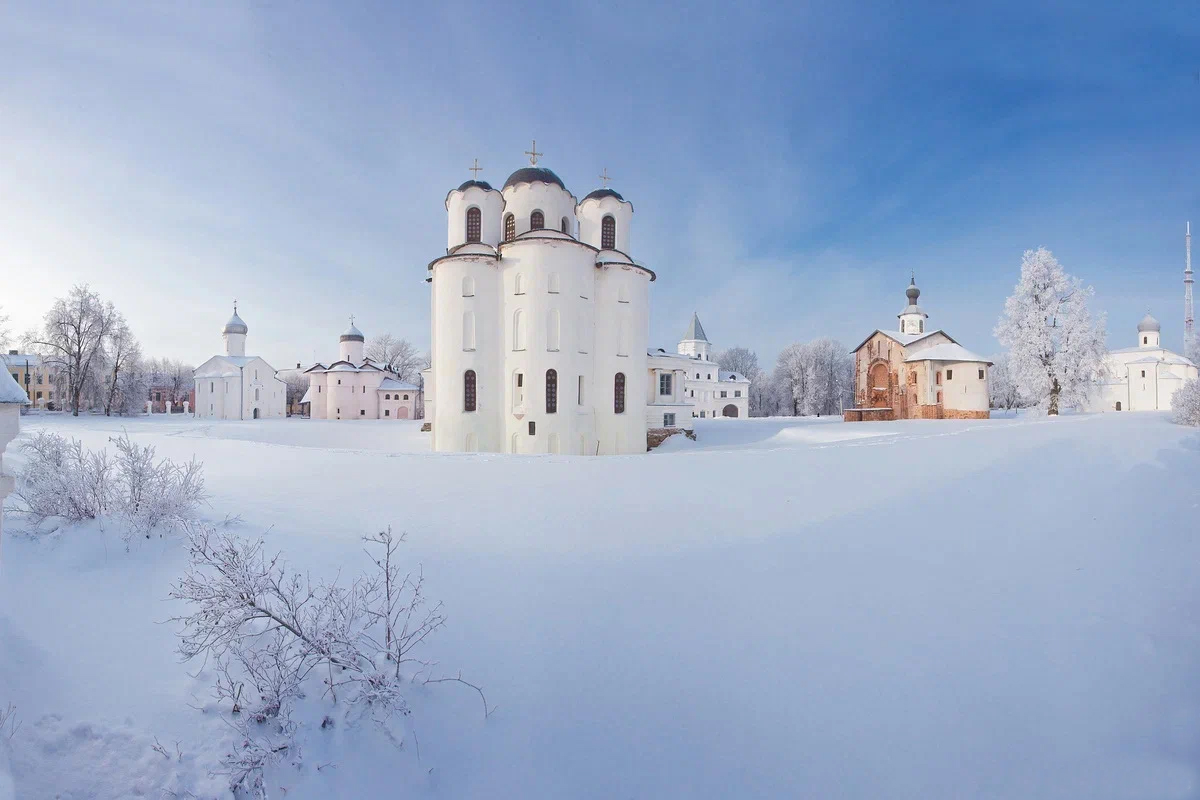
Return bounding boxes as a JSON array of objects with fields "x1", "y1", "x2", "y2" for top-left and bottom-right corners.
[
  {"x1": 716, "y1": 347, "x2": 760, "y2": 380},
  {"x1": 773, "y1": 342, "x2": 811, "y2": 416},
  {"x1": 994, "y1": 248, "x2": 1107, "y2": 415},
  {"x1": 30, "y1": 284, "x2": 117, "y2": 416},
  {"x1": 0, "y1": 305, "x2": 10, "y2": 349},
  {"x1": 365, "y1": 333, "x2": 421, "y2": 383},
  {"x1": 1185, "y1": 331, "x2": 1200, "y2": 366},
  {"x1": 102, "y1": 315, "x2": 141, "y2": 416},
  {"x1": 1172, "y1": 378, "x2": 1200, "y2": 426},
  {"x1": 114, "y1": 356, "x2": 149, "y2": 416},
  {"x1": 282, "y1": 373, "x2": 309, "y2": 413},
  {"x1": 771, "y1": 339, "x2": 853, "y2": 416},
  {"x1": 987, "y1": 353, "x2": 1023, "y2": 412}
]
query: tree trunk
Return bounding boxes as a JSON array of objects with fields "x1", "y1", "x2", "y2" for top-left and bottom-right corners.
[{"x1": 1047, "y1": 377, "x2": 1061, "y2": 416}]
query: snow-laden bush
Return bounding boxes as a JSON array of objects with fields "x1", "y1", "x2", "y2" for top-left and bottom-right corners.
[
  {"x1": 170, "y1": 525, "x2": 488, "y2": 798},
  {"x1": 14, "y1": 431, "x2": 112, "y2": 525},
  {"x1": 110, "y1": 433, "x2": 205, "y2": 538},
  {"x1": 1172, "y1": 378, "x2": 1200, "y2": 427},
  {"x1": 13, "y1": 430, "x2": 206, "y2": 542}
]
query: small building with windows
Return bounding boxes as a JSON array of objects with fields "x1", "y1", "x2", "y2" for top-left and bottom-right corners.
[
  {"x1": 846, "y1": 277, "x2": 991, "y2": 421},
  {"x1": 425, "y1": 150, "x2": 655, "y2": 454},
  {"x1": 2, "y1": 350, "x2": 60, "y2": 410},
  {"x1": 676, "y1": 313, "x2": 750, "y2": 419},
  {"x1": 1084, "y1": 314, "x2": 1198, "y2": 412},
  {"x1": 301, "y1": 320, "x2": 419, "y2": 420},
  {"x1": 193, "y1": 305, "x2": 287, "y2": 421}
]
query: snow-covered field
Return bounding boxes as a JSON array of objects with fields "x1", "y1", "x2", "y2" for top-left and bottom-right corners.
[{"x1": 2, "y1": 412, "x2": 1199, "y2": 799}]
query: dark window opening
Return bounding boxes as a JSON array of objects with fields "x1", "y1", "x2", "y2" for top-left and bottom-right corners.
[
  {"x1": 504, "y1": 214, "x2": 515, "y2": 242},
  {"x1": 464, "y1": 370, "x2": 477, "y2": 412},
  {"x1": 466, "y1": 207, "x2": 481, "y2": 243},
  {"x1": 614, "y1": 372, "x2": 626, "y2": 414},
  {"x1": 546, "y1": 369, "x2": 558, "y2": 413},
  {"x1": 601, "y1": 215, "x2": 616, "y2": 250},
  {"x1": 530, "y1": 210, "x2": 544, "y2": 230}
]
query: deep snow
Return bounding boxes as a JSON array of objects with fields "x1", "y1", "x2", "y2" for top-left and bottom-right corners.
[{"x1": 2, "y1": 412, "x2": 1199, "y2": 799}]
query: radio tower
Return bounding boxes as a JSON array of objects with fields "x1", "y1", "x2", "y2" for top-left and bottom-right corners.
[{"x1": 1187, "y1": 221, "x2": 1194, "y2": 348}]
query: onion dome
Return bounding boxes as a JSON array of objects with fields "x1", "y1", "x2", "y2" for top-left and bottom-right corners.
[
  {"x1": 1137, "y1": 313, "x2": 1161, "y2": 333},
  {"x1": 582, "y1": 188, "x2": 625, "y2": 203},
  {"x1": 906, "y1": 275, "x2": 920, "y2": 303},
  {"x1": 340, "y1": 318, "x2": 365, "y2": 342},
  {"x1": 222, "y1": 307, "x2": 248, "y2": 335},
  {"x1": 455, "y1": 179, "x2": 494, "y2": 193},
  {"x1": 503, "y1": 166, "x2": 567, "y2": 192}
]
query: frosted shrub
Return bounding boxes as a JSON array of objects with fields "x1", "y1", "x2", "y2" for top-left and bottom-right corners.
[
  {"x1": 14, "y1": 430, "x2": 205, "y2": 542},
  {"x1": 1172, "y1": 378, "x2": 1200, "y2": 427},
  {"x1": 14, "y1": 431, "x2": 112, "y2": 525},
  {"x1": 171, "y1": 525, "x2": 488, "y2": 797},
  {"x1": 110, "y1": 433, "x2": 206, "y2": 540}
]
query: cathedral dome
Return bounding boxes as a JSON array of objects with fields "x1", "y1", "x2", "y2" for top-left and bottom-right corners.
[
  {"x1": 582, "y1": 188, "x2": 625, "y2": 204},
  {"x1": 222, "y1": 309, "x2": 248, "y2": 335},
  {"x1": 503, "y1": 166, "x2": 567, "y2": 193},
  {"x1": 906, "y1": 276, "x2": 921, "y2": 302},
  {"x1": 1137, "y1": 313, "x2": 1161, "y2": 333},
  {"x1": 340, "y1": 320, "x2": 365, "y2": 342},
  {"x1": 455, "y1": 179, "x2": 494, "y2": 193}
]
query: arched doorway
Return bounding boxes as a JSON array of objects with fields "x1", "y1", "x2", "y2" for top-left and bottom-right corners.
[
  {"x1": 722, "y1": 404, "x2": 738, "y2": 418},
  {"x1": 252, "y1": 408, "x2": 260, "y2": 419},
  {"x1": 1115, "y1": 401, "x2": 1122, "y2": 411},
  {"x1": 398, "y1": 407, "x2": 409, "y2": 419},
  {"x1": 869, "y1": 362, "x2": 890, "y2": 408}
]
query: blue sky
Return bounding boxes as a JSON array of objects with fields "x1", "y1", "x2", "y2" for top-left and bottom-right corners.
[{"x1": 2, "y1": 0, "x2": 1198, "y2": 369}]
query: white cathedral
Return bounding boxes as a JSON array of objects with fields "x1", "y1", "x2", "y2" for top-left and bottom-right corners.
[
  {"x1": 194, "y1": 305, "x2": 287, "y2": 420},
  {"x1": 423, "y1": 150, "x2": 656, "y2": 455},
  {"x1": 1085, "y1": 313, "x2": 1198, "y2": 412},
  {"x1": 301, "y1": 319, "x2": 419, "y2": 420}
]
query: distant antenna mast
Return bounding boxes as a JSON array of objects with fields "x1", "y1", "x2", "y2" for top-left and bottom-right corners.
[{"x1": 1187, "y1": 221, "x2": 1194, "y2": 343}]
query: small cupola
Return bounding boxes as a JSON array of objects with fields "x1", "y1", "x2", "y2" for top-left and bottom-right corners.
[
  {"x1": 1137, "y1": 313, "x2": 1161, "y2": 347},
  {"x1": 897, "y1": 274, "x2": 928, "y2": 335}
]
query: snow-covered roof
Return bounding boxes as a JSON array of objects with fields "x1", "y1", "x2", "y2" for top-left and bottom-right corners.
[
  {"x1": 683, "y1": 313, "x2": 708, "y2": 343},
  {"x1": 222, "y1": 310, "x2": 248, "y2": 335},
  {"x1": 299, "y1": 387, "x2": 313, "y2": 404},
  {"x1": 718, "y1": 370, "x2": 750, "y2": 383},
  {"x1": 904, "y1": 343, "x2": 991, "y2": 364},
  {"x1": 340, "y1": 320, "x2": 364, "y2": 342},
  {"x1": 647, "y1": 348, "x2": 693, "y2": 364},
  {"x1": 0, "y1": 366, "x2": 30, "y2": 404},
  {"x1": 309, "y1": 359, "x2": 396, "y2": 375},
  {"x1": 851, "y1": 329, "x2": 951, "y2": 353},
  {"x1": 193, "y1": 355, "x2": 264, "y2": 378},
  {"x1": 1, "y1": 352, "x2": 44, "y2": 368},
  {"x1": 378, "y1": 377, "x2": 419, "y2": 391}
]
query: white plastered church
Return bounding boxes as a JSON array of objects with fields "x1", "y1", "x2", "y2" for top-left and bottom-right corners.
[
  {"x1": 194, "y1": 305, "x2": 287, "y2": 420},
  {"x1": 301, "y1": 320, "x2": 419, "y2": 420},
  {"x1": 423, "y1": 152, "x2": 655, "y2": 455},
  {"x1": 1086, "y1": 314, "x2": 1198, "y2": 412}
]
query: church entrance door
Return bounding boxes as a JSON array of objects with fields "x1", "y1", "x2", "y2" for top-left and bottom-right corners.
[
  {"x1": 252, "y1": 408, "x2": 260, "y2": 419},
  {"x1": 868, "y1": 362, "x2": 890, "y2": 408},
  {"x1": 398, "y1": 407, "x2": 409, "y2": 419},
  {"x1": 1115, "y1": 401, "x2": 1121, "y2": 411},
  {"x1": 722, "y1": 404, "x2": 738, "y2": 418}
]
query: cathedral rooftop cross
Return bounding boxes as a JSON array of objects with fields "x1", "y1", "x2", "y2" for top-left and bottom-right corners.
[
  {"x1": 599, "y1": 168, "x2": 612, "y2": 187},
  {"x1": 469, "y1": 158, "x2": 482, "y2": 178},
  {"x1": 525, "y1": 140, "x2": 542, "y2": 166}
]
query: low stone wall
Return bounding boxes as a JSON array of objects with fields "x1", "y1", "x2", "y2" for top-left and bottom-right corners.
[
  {"x1": 943, "y1": 408, "x2": 989, "y2": 419},
  {"x1": 844, "y1": 408, "x2": 895, "y2": 422},
  {"x1": 647, "y1": 427, "x2": 696, "y2": 450},
  {"x1": 420, "y1": 422, "x2": 431, "y2": 432}
]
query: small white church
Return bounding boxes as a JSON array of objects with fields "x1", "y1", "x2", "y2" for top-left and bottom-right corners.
[
  {"x1": 193, "y1": 305, "x2": 287, "y2": 420},
  {"x1": 1086, "y1": 314, "x2": 1198, "y2": 412},
  {"x1": 301, "y1": 319, "x2": 419, "y2": 420}
]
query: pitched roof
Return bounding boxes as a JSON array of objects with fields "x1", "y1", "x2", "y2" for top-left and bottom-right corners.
[
  {"x1": 903, "y1": 342, "x2": 992, "y2": 364},
  {"x1": 718, "y1": 370, "x2": 750, "y2": 382},
  {"x1": 683, "y1": 313, "x2": 708, "y2": 342},
  {"x1": 0, "y1": 366, "x2": 30, "y2": 404},
  {"x1": 850, "y1": 329, "x2": 953, "y2": 354},
  {"x1": 378, "y1": 377, "x2": 419, "y2": 391}
]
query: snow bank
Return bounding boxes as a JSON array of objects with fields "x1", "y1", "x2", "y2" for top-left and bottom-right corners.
[{"x1": 2, "y1": 412, "x2": 1200, "y2": 798}]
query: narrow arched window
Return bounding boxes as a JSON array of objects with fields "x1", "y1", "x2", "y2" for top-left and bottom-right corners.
[
  {"x1": 601, "y1": 215, "x2": 616, "y2": 249},
  {"x1": 385, "y1": 394, "x2": 391, "y2": 400},
  {"x1": 561, "y1": 216, "x2": 570, "y2": 234},
  {"x1": 466, "y1": 207, "x2": 481, "y2": 243},
  {"x1": 462, "y1": 275, "x2": 475, "y2": 297},
  {"x1": 546, "y1": 369, "x2": 558, "y2": 413},
  {"x1": 614, "y1": 372, "x2": 626, "y2": 414},
  {"x1": 514, "y1": 273, "x2": 524, "y2": 295},
  {"x1": 547, "y1": 309, "x2": 560, "y2": 351},
  {"x1": 504, "y1": 213, "x2": 515, "y2": 242},
  {"x1": 530, "y1": 210, "x2": 544, "y2": 230},
  {"x1": 513, "y1": 309, "x2": 526, "y2": 351},
  {"x1": 547, "y1": 273, "x2": 560, "y2": 293},
  {"x1": 464, "y1": 370, "x2": 477, "y2": 412},
  {"x1": 462, "y1": 310, "x2": 476, "y2": 351}
]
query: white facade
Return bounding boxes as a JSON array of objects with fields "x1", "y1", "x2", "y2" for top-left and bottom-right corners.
[
  {"x1": 646, "y1": 349, "x2": 694, "y2": 431},
  {"x1": 193, "y1": 306, "x2": 287, "y2": 421},
  {"x1": 301, "y1": 321, "x2": 419, "y2": 421},
  {"x1": 0, "y1": 367, "x2": 29, "y2": 565},
  {"x1": 1085, "y1": 315, "x2": 1198, "y2": 412},
  {"x1": 426, "y1": 163, "x2": 654, "y2": 455},
  {"x1": 677, "y1": 313, "x2": 750, "y2": 419}
]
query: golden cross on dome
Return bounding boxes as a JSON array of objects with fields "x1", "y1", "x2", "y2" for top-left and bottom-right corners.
[
  {"x1": 599, "y1": 168, "x2": 612, "y2": 187},
  {"x1": 468, "y1": 158, "x2": 482, "y2": 178},
  {"x1": 525, "y1": 139, "x2": 542, "y2": 166}
]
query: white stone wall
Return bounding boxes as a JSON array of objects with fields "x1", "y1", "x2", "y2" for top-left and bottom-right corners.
[{"x1": 938, "y1": 361, "x2": 990, "y2": 412}]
